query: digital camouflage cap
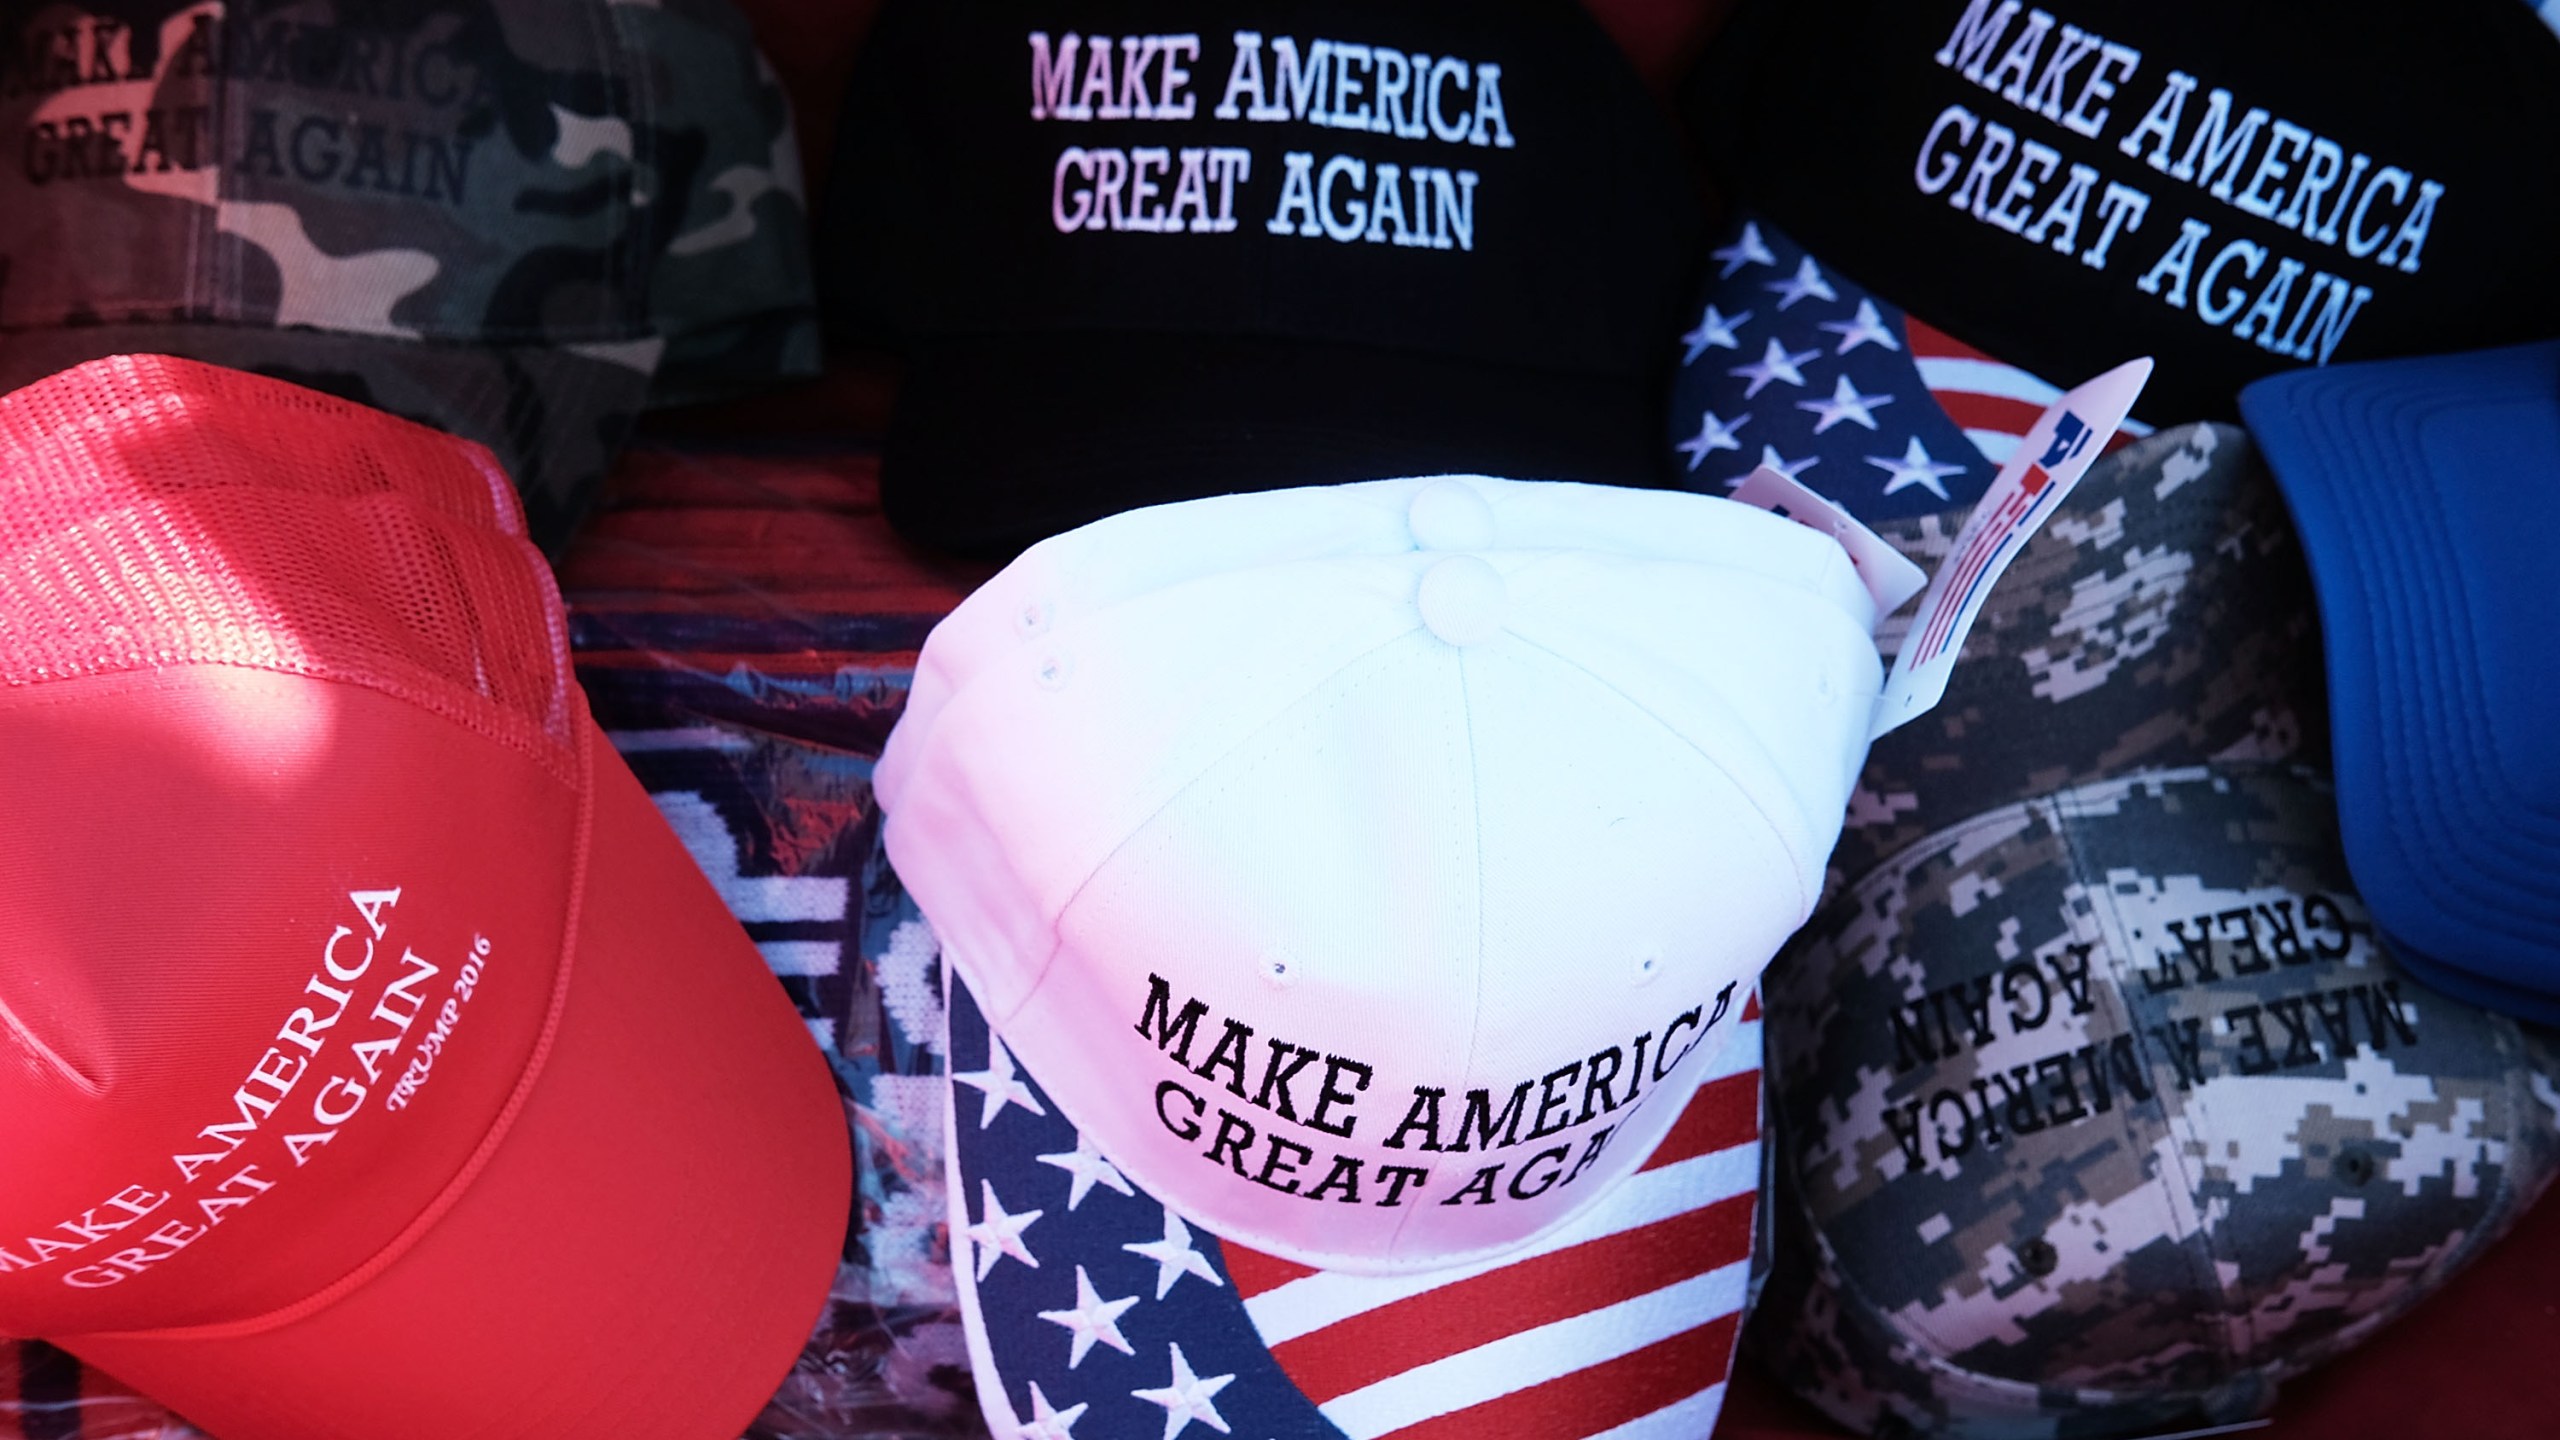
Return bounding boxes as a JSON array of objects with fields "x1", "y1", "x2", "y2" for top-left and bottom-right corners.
[
  {"x1": 1746, "y1": 423, "x2": 2560, "y2": 1436},
  {"x1": 0, "y1": 0, "x2": 816, "y2": 553},
  {"x1": 1829, "y1": 421, "x2": 2326, "y2": 889},
  {"x1": 1758, "y1": 767, "x2": 2560, "y2": 1438}
]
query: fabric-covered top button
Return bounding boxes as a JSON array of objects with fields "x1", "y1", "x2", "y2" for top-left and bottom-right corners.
[{"x1": 1407, "y1": 480, "x2": 1496, "y2": 552}]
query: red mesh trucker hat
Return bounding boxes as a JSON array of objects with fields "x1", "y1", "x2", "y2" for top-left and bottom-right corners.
[{"x1": 0, "y1": 355, "x2": 851, "y2": 1440}]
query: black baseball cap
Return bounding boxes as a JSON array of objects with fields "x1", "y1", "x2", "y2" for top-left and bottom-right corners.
[
  {"x1": 1684, "y1": 0, "x2": 2560, "y2": 422},
  {"x1": 822, "y1": 0, "x2": 1703, "y2": 556}
]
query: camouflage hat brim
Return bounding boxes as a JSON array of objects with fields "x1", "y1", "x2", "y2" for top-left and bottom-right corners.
[
  {"x1": 641, "y1": 306, "x2": 820, "y2": 411},
  {"x1": 1751, "y1": 764, "x2": 2560, "y2": 1439},
  {"x1": 0, "y1": 327, "x2": 654, "y2": 555}
]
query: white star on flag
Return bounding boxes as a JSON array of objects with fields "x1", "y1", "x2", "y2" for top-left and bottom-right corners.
[
  {"x1": 1866, "y1": 436, "x2": 1969, "y2": 500},
  {"x1": 1710, "y1": 219, "x2": 1777, "y2": 277},
  {"x1": 1678, "y1": 303, "x2": 1751, "y2": 363},
  {"x1": 966, "y1": 1179, "x2": 1043, "y2": 1281},
  {"x1": 1123, "y1": 1209, "x2": 1223, "y2": 1299},
  {"x1": 1036, "y1": 1131, "x2": 1135, "y2": 1211},
  {"x1": 1016, "y1": 1382, "x2": 1088, "y2": 1440},
  {"x1": 945, "y1": 974, "x2": 1772, "y2": 1440},
  {"x1": 1039, "y1": 1265, "x2": 1140, "y2": 1368},
  {"x1": 1756, "y1": 444, "x2": 1818, "y2": 481},
  {"x1": 1728, "y1": 337, "x2": 1820, "y2": 399},
  {"x1": 954, "y1": 1036, "x2": 1047, "y2": 1129},
  {"x1": 1130, "y1": 1343, "x2": 1236, "y2": 1440},
  {"x1": 1820, "y1": 298, "x2": 1901, "y2": 354},
  {"x1": 1765, "y1": 255, "x2": 1839, "y2": 310},
  {"x1": 1676, "y1": 409, "x2": 1749, "y2": 471},
  {"x1": 1797, "y1": 373, "x2": 1894, "y2": 434}
]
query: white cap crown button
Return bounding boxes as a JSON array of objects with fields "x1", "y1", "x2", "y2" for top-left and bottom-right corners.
[
  {"x1": 1416, "y1": 555, "x2": 1507, "y2": 647},
  {"x1": 1407, "y1": 479, "x2": 1497, "y2": 552}
]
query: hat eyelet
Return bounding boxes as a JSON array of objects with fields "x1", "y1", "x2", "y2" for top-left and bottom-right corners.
[
  {"x1": 1034, "y1": 650, "x2": 1074, "y2": 690},
  {"x1": 2336, "y1": 1148, "x2": 2376, "y2": 1186},
  {"x1": 1262, "y1": 955, "x2": 1294, "y2": 988},
  {"x1": 2018, "y1": 1237, "x2": 2059, "y2": 1278},
  {"x1": 1632, "y1": 952, "x2": 1663, "y2": 986},
  {"x1": 1015, "y1": 599, "x2": 1055, "y2": 639}
]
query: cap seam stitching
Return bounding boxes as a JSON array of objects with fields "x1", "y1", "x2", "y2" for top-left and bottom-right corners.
[
  {"x1": 2047, "y1": 773, "x2": 2237, "y2": 1374},
  {"x1": 2066, "y1": 778, "x2": 2198, "y2": 1367},
  {"x1": 1388, "y1": 643, "x2": 1491, "y2": 1258},
  {"x1": 599, "y1": 0, "x2": 650, "y2": 312},
  {"x1": 1794, "y1": 778, "x2": 2237, "y2": 1415},
  {"x1": 1026, "y1": 625, "x2": 1426, "y2": 1006},
  {"x1": 1500, "y1": 626, "x2": 1814, "y2": 922}
]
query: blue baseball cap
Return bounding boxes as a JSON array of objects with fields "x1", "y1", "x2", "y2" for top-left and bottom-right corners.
[{"x1": 2239, "y1": 339, "x2": 2560, "y2": 1023}]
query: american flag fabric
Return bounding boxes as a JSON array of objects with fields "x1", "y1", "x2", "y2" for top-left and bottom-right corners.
[
  {"x1": 0, "y1": 1343, "x2": 192, "y2": 1440},
  {"x1": 1666, "y1": 214, "x2": 2149, "y2": 526},
  {"x1": 572, "y1": 449, "x2": 990, "y2": 1437},
  {"x1": 948, "y1": 971, "x2": 1764, "y2": 1440}
]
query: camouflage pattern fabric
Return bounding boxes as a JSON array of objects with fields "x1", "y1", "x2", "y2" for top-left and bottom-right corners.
[
  {"x1": 1755, "y1": 766, "x2": 2560, "y2": 1439},
  {"x1": 625, "y1": 0, "x2": 819, "y2": 409},
  {"x1": 1832, "y1": 421, "x2": 2327, "y2": 890},
  {"x1": 0, "y1": 0, "x2": 813, "y2": 552},
  {"x1": 1747, "y1": 421, "x2": 2560, "y2": 1436}
]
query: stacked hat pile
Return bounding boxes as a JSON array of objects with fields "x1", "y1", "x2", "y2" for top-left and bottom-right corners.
[
  {"x1": 1665, "y1": 0, "x2": 2560, "y2": 1435},
  {"x1": 815, "y1": 4, "x2": 1881, "y2": 1435},
  {"x1": 11, "y1": 0, "x2": 2560, "y2": 1438}
]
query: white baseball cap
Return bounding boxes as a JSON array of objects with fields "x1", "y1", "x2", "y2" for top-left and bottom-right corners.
[{"x1": 876, "y1": 475, "x2": 1889, "y2": 1273}]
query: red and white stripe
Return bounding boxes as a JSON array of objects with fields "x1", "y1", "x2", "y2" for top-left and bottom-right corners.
[
  {"x1": 1906, "y1": 316, "x2": 2150, "y2": 465},
  {"x1": 1219, "y1": 1003, "x2": 1765, "y2": 1440},
  {"x1": 0, "y1": 1340, "x2": 195, "y2": 1440}
]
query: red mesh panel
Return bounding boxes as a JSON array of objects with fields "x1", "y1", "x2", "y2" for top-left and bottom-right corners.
[{"x1": 0, "y1": 355, "x2": 576, "y2": 779}]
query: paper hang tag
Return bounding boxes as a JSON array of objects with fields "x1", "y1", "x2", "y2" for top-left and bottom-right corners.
[
  {"x1": 1732, "y1": 465, "x2": 1928, "y2": 618},
  {"x1": 1869, "y1": 356, "x2": 2155, "y2": 740}
]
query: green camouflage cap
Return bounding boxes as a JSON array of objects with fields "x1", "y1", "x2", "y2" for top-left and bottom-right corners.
[
  {"x1": 1747, "y1": 425, "x2": 2560, "y2": 1435},
  {"x1": 624, "y1": 0, "x2": 818, "y2": 409},
  {"x1": 1754, "y1": 766, "x2": 2560, "y2": 1438},
  {"x1": 0, "y1": 0, "x2": 814, "y2": 552}
]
